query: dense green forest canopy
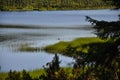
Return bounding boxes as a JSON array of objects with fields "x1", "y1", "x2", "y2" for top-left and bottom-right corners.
[
  {"x1": 103, "y1": 0, "x2": 120, "y2": 8},
  {"x1": 0, "y1": 0, "x2": 114, "y2": 11}
]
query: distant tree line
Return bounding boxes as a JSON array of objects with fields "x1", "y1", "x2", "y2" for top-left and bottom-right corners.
[
  {"x1": 0, "y1": 0, "x2": 114, "y2": 11},
  {"x1": 103, "y1": 0, "x2": 120, "y2": 9}
]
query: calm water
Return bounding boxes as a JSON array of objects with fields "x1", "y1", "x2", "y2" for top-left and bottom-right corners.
[{"x1": 0, "y1": 9, "x2": 119, "y2": 72}]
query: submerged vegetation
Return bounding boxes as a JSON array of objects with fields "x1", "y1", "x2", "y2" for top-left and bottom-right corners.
[
  {"x1": 18, "y1": 43, "x2": 41, "y2": 52},
  {"x1": 0, "y1": 0, "x2": 115, "y2": 11}
]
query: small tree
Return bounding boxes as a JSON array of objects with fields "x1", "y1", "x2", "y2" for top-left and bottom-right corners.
[
  {"x1": 40, "y1": 54, "x2": 61, "y2": 80},
  {"x1": 5, "y1": 70, "x2": 21, "y2": 80},
  {"x1": 22, "y1": 69, "x2": 32, "y2": 80}
]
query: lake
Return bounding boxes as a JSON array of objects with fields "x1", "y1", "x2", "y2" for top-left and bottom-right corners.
[{"x1": 0, "y1": 9, "x2": 119, "y2": 72}]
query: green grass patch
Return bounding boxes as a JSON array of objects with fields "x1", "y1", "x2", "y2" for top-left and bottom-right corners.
[
  {"x1": 28, "y1": 69, "x2": 45, "y2": 78},
  {"x1": 45, "y1": 41, "x2": 70, "y2": 53},
  {"x1": 0, "y1": 69, "x2": 45, "y2": 80},
  {"x1": 0, "y1": 68, "x2": 73, "y2": 80},
  {"x1": 16, "y1": 37, "x2": 108, "y2": 54},
  {"x1": 0, "y1": 72, "x2": 8, "y2": 80},
  {"x1": 44, "y1": 37, "x2": 108, "y2": 56}
]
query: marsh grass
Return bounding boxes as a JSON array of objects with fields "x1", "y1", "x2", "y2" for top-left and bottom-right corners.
[
  {"x1": 18, "y1": 44, "x2": 41, "y2": 52},
  {"x1": 44, "y1": 37, "x2": 108, "y2": 56},
  {"x1": 0, "y1": 69, "x2": 45, "y2": 80},
  {"x1": 28, "y1": 69, "x2": 45, "y2": 78},
  {"x1": 0, "y1": 72, "x2": 8, "y2": 80},
  {"x1": 0, "y1": 35, "x2": 17, "y2": 42},
  {"x1": 0, "y1": 68, "x2": 73, "y2": 80},
  {"x1": 17, "y1": 37, "x2": 108, "y2": 53}
]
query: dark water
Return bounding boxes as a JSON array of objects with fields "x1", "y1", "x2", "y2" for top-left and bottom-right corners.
[{"x1": 0, "y1": 9, "x2": 119, "y2": 72}]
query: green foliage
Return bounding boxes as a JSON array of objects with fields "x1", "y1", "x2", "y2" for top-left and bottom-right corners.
[
  {"x1": 1, "y1": 53, "x2": 112, "y2": 80},
  {"x1": 28, "y1": 69, "x2": 45, "y2": 78},
  {"x1": 0, "y1": 0, "x2": 114, "y2": 11},
  {"x1": 39, "y1": 54, "x2": 90, "y2": 80},
  {"x1": 43, "y1": 13, "x2": 120, "y2": 80},
  {"x1": 45, "y1": 41, "x2": 70, "y2": 53},
  {"x1": 85, "y1": 15, "x2": 120, "y2": 79},
  {"x1": 0, "y1": 72, "x2": 8, "y2": 80},
  {"x1": 39, "y1": 54, "x2": 61, "y2": 80},
  {"x1": 5, "y1": 70, "x2": 33, "y2": 80},
  {"x1": 44, "y1": 37, "x2": 107, "y2": 56},
  {"x1": 22, "y1": 70, "x2": 32, "y2": 80},
  {"x1": 5, "y1": 70, "x2": 21, "y2": 80},
  {"x1": 103, "y1": 0, "x2": 120, "y2": 8},
  {"x1": 86, "y1": 16, "x2": 120, "y2": 39},
  {"x1": 0, "y1": 69, "x2": 46, "y2": 80}
]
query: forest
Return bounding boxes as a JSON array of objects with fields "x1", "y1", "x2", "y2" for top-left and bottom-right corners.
[{"x1": 0, "y1": 0, "x2": 114, "y2": 11}]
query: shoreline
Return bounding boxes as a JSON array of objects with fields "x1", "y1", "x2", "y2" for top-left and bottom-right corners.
[
  {"x1": 0, "y1": 24, "x2": 93, "y2": 29},
  {"x1": 44, "y1": 37, "x2": 108, "y2": 57},
  {"x1": 0, "y1": 7, "x2": 115, "y2": 12}
]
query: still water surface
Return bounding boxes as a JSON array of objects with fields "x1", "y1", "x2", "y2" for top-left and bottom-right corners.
[{"x1": 0, "y1": 9, "x2": 119, "y2": 72}]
